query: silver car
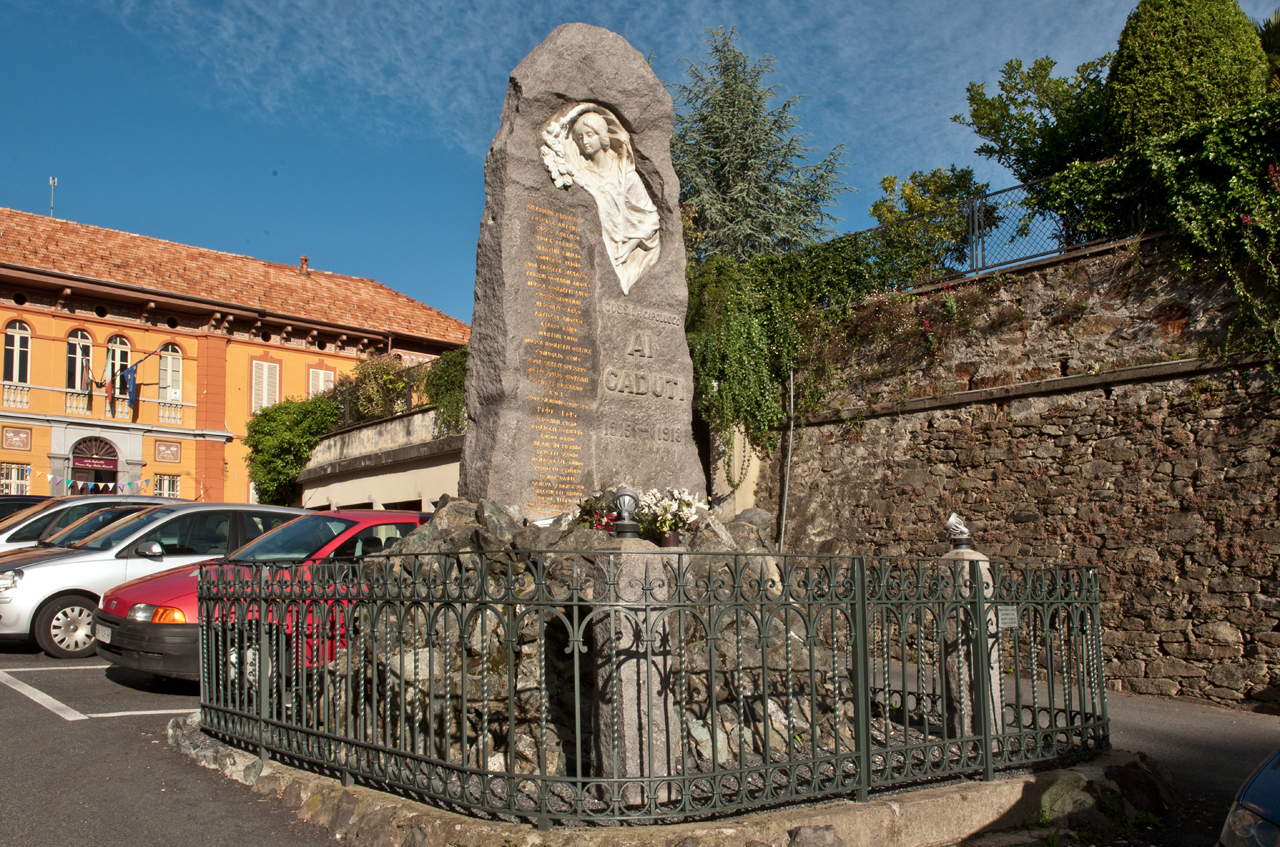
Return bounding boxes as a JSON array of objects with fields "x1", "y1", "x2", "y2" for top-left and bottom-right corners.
[
  {"x1": 0, "y1": 502, "x2": 304, "y2": 658},
  {"x1": 0, "y1": 495, "x2": 179, "y2": 554}
]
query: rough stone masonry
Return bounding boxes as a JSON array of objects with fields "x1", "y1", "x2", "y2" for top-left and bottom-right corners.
[{"x1": 460, "y1": 23, "x2": 703, "y2": 517}]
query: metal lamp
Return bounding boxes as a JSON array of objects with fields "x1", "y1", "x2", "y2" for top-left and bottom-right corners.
[{"x1": 612, "y1": 487, "x2": 640, "y2": 538}]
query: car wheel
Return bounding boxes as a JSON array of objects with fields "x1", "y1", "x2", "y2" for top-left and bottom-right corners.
[{"x1": 35, "y1": 595, "x2": 99, "y2": 659}]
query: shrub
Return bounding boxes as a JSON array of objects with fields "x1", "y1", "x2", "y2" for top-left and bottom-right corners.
[{"x1": 1106, "y1": 0, "x2": 1269, "y2": 146}]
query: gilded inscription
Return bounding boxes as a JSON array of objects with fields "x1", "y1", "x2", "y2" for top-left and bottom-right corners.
[{"x1": 523, "y1": 204, "x2": 592, "y2": 516}]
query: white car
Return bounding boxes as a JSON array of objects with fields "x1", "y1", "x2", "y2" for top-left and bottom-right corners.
[
  {"x1": 0, "y1": 502, "x2": 304, "y2": 658},
  {"x1": 0, "y1": 495, "x2": 178, "y2": 554}
]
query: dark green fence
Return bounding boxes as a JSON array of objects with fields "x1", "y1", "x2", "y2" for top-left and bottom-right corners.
[{"x1": 198, "y1": 550, "x2": 1108, "y2": 827}]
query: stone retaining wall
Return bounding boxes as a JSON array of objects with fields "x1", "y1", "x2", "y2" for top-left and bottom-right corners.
[{"x1": 756, "y1": 237, "x2": 1280, "y2": 710}]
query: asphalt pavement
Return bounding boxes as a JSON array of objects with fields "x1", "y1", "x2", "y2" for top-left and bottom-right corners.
[
  {"x1": 2, "y1": 636, "x2": 1276, "y2": 846},
  {"x1": 0, "y1": 640, "x2": 331, "y2": 847}
]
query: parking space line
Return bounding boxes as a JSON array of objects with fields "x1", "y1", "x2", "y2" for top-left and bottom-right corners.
[
  {"x1": 87, "y1": 709, "x2": 197, "y2": 718},
  {"x1": 0, "y1": 670, "x2": 88, "y2": 721},
  {"x1": 0, "y1": 664, "x2": 110, "y2": 673}
]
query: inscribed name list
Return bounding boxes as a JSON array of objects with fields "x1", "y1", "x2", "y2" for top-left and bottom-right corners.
[{"x1": 522, "y1": 204, "x2": 593, "y2": 517}]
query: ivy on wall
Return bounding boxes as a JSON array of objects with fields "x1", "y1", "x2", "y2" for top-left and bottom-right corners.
[{"x1": 1044, "y1": 96, "x2": 1280, "y2": 360}]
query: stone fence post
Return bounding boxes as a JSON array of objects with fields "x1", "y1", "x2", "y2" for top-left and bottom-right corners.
[
  {"x1": 942, "y1": 538, "x2": 1002, "y2": 750},
  {"x1": 590, "y1": 539, "x2": 681, "y2": 807}
]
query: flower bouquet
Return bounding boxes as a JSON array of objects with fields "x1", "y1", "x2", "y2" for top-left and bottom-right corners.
[
  {"x1": 637, "y1": 487, "x2": 706, "y2": 545},
  {"x1": 574, "y1": 489, "x2": 617, "y2": 532}
]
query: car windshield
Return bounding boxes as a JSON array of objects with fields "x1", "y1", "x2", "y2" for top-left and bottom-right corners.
[
  {"x1": 0, "y1": 499, "x2": 65, "y2": 532},
  {"x1": 231, "y1": 515, "x2": 358, "y2": 562},
  {"x1": 72, "y1": 507, "x2": 179, "y2": 551},
  {"x1": 42, "y1": 507, "x2": 144, "y2": 547}
]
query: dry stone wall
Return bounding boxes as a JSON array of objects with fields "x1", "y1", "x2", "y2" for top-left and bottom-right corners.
[{"x1": 756, "y1": 237, "x2": 1280, "y2": 710}]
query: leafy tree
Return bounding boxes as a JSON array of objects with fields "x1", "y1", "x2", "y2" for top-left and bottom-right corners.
[
  {"x1": 1257, "y1": 6, "x2": 1280, "y2": 91},
  {"x1": 868, "y1": 165, "x2": 995, "y2": 283},
  {"x1": 953, "y1": 55, "x2": 1114, "y2": 184},
  {"x1": 244, "y1": 396, "x2": 339, "y2": 506},
  {"x1": 1106, "y1": 0, "x2": 1269, "y2": 147},
  {"x1": 870, "y1": 166, "x2": 990, "y2": 225},
  {"x1": 671, "y1": 27, "x2": 847, "y2": 263},
  {"x1": 420, "y1": 346, "x2": 467, "y2": 436}
]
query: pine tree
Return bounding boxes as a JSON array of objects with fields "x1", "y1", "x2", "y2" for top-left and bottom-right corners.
[
  {"x1": 1106, "y1": 0, "x2": 1269, "y2": 146},
  {"x1": 671, "y1": 28, "x2": 847, "y2": 264}
]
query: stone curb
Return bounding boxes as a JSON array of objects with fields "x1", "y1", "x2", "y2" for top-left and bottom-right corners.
[{"x1": 167, "y1": 713, "x2": 1157, "y2": 847}]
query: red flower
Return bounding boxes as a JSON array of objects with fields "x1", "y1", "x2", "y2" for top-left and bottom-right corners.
[{"x1": 1243, "y1": 214, "x2": 1257, "y2": 226}]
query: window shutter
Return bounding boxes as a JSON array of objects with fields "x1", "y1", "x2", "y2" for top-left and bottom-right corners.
[
  {"x1": 267, "y1": 362, "x2": 279, "y2": 407},
  {"x1": 252, "y1": 361, "x2": 279, "y2": 412},
  {"x1": 252, "y1": 361, "x2": 264, "y2": 412},
  {"x1": 310, "y1": 369, "x2": 333, "y2": 397}
]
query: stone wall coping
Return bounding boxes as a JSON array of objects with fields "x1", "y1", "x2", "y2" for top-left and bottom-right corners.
[
  {"x1": 296, "y1": 433, "x2": 464, "y2": 482},
  {"x1": 803, "y1": 354, "x2": 1268, "y2": 428}
]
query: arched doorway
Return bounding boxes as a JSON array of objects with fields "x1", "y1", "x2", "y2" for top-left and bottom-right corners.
[{"x1": 70, "y1": 437, "x2": 118, "y2": 494}]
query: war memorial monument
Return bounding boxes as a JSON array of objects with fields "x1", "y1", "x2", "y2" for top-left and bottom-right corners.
[{"x1": 459, "y1": 22, "x2": 704, "y2": 515}]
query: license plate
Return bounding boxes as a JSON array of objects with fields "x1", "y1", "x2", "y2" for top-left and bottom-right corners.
[{"x1": 96, "y1": 625, "x2": 111, "y2": 644}]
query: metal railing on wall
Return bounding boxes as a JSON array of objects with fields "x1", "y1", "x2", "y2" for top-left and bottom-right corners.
[
  {"x1": 326, "y1": 362, "x2": 435, "y2": 430},
  {"x1": 199, "y1": 551, "x2": 1108, "y2": 827},
  {"x1": 855, "y1": 177, "x2": 1141, "y2": 291}
]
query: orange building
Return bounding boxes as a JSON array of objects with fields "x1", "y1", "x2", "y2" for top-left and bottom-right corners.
[{"x1": 0, "y1": 207, "x2": 469, "y2": 502}]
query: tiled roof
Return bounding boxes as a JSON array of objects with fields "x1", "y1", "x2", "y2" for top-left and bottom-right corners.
[{"x1": 0, "y1": 207, "x2": 470, "y2": 346}]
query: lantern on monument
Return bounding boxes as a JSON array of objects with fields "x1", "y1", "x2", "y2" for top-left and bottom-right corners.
[{"x1": 612, "y1": 488, "x2": 640, "y2": 538}]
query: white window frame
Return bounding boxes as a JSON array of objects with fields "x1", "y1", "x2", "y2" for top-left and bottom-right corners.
[
  {"x1": 155, "y1": 474, "x2": 181, "y2": 499},
  {"x1": 308, "y1": 367, "x2": 334, "y2": 398},
  {"x1": 252, "y1": 360, "x2": 280, "y2": 413},
  {"x1": 67, "y1": 330, "x2": 92, "y2": 392},
  {"x1": 159, "y1": 344, "x2": 183, "y2": 403},
  {"x1": 0, "y1": 463, "x2": 30, "y2": 495},
  {"x1": 4, "y1": 321, "x2": 30, "y2": 384},
  {"x1": 106, "y1": 335, "x2": 131, "y2": 396}
]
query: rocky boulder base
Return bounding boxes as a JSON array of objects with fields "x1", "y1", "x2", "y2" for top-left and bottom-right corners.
[{"x1": 334, "y1": 497, "x2": 788, "y2": 778}]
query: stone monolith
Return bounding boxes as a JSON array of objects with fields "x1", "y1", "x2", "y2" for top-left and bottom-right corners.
[{"x1": 459, "y1": 23, "x2": 704, "y2": 518}]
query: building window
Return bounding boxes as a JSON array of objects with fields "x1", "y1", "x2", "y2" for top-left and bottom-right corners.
[
  {"x1": 0, "y1": 463, "x2": 30, "y2": 495},
  {"x1": 159, "y1": 343, "x2": 183, "y2": 403},
  {"x1": 308, "y1": 367, "x2": 334, "y2": 397},
  {"x1": 252, "y1": 360, "x2": 279, "y2": 413},
  {"x1": 66, "y1": 330, "x2": 93, "y2": 392},
  {"x1": 3, "y1": 321, "x2": 30, "y2": 384},
  {"x1": 106, "y1": 335, "x2": 131, "y2": 396},
  {"x1": 155, "y1": 474, "x2": 180, "y2": 499}
]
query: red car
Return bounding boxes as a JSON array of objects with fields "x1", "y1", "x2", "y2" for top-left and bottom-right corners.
[{"x1": 94, "y1": 511, "x2": 427, "y2": 680}]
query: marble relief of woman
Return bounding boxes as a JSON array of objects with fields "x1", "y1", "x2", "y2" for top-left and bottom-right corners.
[{"x1": 540, "y1": 104, "x2": 661, "y2": 295}]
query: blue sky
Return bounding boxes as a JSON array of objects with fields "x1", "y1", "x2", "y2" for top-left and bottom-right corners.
[{"x1": 2, "y1": 0, "x2": 1275, "y2": 325}]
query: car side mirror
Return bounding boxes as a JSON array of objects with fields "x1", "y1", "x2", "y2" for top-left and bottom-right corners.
[{"x1": 134, "y1": 541, "x2": 164, "y2": 558}]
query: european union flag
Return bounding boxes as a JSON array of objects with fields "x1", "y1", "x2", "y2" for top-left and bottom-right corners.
[{"x1": 123, "y1": 365, "x2": 139, "y2": 410}]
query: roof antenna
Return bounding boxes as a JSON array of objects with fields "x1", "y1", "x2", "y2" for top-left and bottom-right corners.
[{"x1": 48, "y1": 177, "x2": 57, "y2": 217}]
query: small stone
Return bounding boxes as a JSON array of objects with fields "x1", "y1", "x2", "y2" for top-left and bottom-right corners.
[{"x1": 789, "y1": 825, "x2": 847, "y2": 847}]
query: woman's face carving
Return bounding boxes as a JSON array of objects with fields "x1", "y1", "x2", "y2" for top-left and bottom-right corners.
[{"x1": 572, "y1": 114, "x2": 609, "y2": 158}]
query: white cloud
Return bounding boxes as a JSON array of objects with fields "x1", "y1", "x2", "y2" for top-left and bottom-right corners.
[{"x1": 89, "y1": 0, "x2": 1276, "y2": 225}]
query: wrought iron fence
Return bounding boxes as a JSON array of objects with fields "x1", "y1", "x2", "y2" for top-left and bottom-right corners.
[
  {"x1": 856, "y1": 177, "x2": 1141, "y2": 291},
  {"x1": 199, "y1": 550, "x2": 1108, "y2": 827}
]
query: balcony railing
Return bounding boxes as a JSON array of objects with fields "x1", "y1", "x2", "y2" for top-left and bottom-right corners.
[
  {"x1": 159, "y1": 402, "x2": 183, "y2": 426},
  {"x1": 199, "y1": 551, "x2": 1108, "y2": 827},
  {"x1": 2, "y1": 382, "x2": 30, "y2": 409},
  {"x1": 64, "y1": 390, "x2": 91, "y2": 415}
]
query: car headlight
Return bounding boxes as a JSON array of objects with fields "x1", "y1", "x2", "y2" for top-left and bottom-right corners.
[
  {"x1": 127, "y1": 603, "x2": 156, "y2": 622},
  {"x1": 1221, "y1": 803, "x2": 1280, "y2": 847},
  {"x1": 0, "y1": 570, "x2": 22, "y2": 591}
]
